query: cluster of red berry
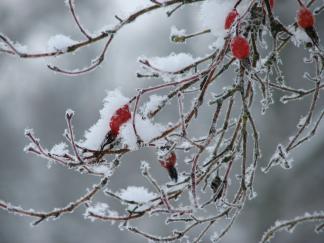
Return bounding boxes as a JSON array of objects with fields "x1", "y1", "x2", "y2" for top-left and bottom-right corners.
[
  {"x1": 225, "y1": 0, "x2": 317, "y2": 61},
  {"x1": 224, "y1": 5, "x2": 250, "y2": 61},
  {"x1": 103, "y1": 104, "x2": 178, "y2": 181},
  {"x1": 100, "y1": 1, "x2": 317, "y2": 181}
]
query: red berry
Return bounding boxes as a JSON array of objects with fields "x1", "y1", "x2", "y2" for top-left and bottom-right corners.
[
  {"x1": 160, "y1": 152, "x2": 176, "y2": 170},
  {"x1": 269, "y1": 0, "x2": 275, "y2": 10},
  {"x1": 160, "y1": 151, "x2": 178, "y2": 181},
  {"x1": 297, "y1": 7, "x2": 315, "y2": 29},
  {"x1": 230, "y1": 35, "x2": 250, "y2": 60},
  {"x1": 109, "y1": 104, "x2": 131, "y2": 136},
  {"x1": 224, "y1": 9, "x2": 239, "y2": 30}
]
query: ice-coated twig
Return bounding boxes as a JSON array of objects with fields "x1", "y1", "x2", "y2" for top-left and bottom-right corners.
[
  {"x1": 67, "y1": 0, "x2": 92, "y2": 40},
  {"x1": 47, "y1": 35, "x2": 114, "y2": 75},
  {"x1": 65, "y1": 109, "x2": 84, "y2": 164},
  {"x1": 260, "y1": 212, "x2": 324, "y2": 243},
  {"x1": 0, "y1": 177, "x2": 108, "y2": 225}
]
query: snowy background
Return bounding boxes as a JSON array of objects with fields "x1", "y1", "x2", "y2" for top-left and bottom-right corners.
[{"x1": 0, "y1": 0, "x2": 324, "y2": 242}]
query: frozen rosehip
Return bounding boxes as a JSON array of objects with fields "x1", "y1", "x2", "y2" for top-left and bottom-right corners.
[
  {"x1": 109, "y1": 104, "x2": 131, "y2": 136},
  {"x1": 160, "y1": 151, "x2": 178, "y2": 182},
  {"x1": 160, "y1": 151, "x2": 176, "y2": 170},
  {"x1": 297, "y1": 7, "x2": 315, "y2": 29},
  {"x1": 224, "y1": 9, "x2": 239, "y2": 30},
  {"x1": 230, "y1": 35, "x2": 250, "y2": 60},
  {"x1": 269, "y1": 0, "x2": 275, "y2": 10},
  {"x1": 100, "y1": 104, "x2": 132, "y2": 151}
]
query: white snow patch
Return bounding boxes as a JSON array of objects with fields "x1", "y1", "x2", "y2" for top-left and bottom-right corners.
[
  {"x1": 0, "y1": 39, "x2": 28, "y2": 53},
  {"x1": 141, "y1": 94, "x2": 167, "y2": 117},
  {"x1": 90, "y1": 165, "x2": 112, "y2": 176},
  {"x1": 170, "y1": 26, "x2": 187, "y2": 36},
  {"x1": 86, "y1": 202, "x2": 109, "y2": 216},
  {"x1": 14, "y1": 42, "x2": 28, "y2": 53},
  {"x1": 47, "y1": 34, "x2": 77, "y2": 52},
  {"x1": 118, "y1": 186, "x2": 157, "y2": 203},
  {"x1": 115, "y1": 0, "x2": 152, "y2": 18},
  {"x1": 291, "y1": 27, "x2": 311, "y2": 47},
  {"x1": 50, "y1": 142, "x2": 69, "y2": 156},
  {"x1": 209, "y1": 38, "x2": 226, "y2": 50},
  {"x1": 146, "y1": 52, "x2": 196, "y2": 72},
  {"x1": 0, "y1": 42, "x2": 8, "y2": 50},
  {"x1": 120, "y1": 114, "x2": 165, "y2": 150},
  {"x1": 85, "y1": 202, "x2": 118, "y2": 223}
]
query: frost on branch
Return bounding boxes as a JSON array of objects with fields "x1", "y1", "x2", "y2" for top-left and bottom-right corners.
[
  {"x1": 1, "y1": 0, "x2": 324, "y2": 242},
  {"x1": 50, "y1": 142, "x2": 69, "y2": 156},
  {"x1": 117, "y1": 186, "x2": 157, "y2": 211},
  {"x1": 139, "y1": 52, "x2": 198, "y2": 82},
  {"x1": 260, "y1": 211, "x2": 324, "y2": 243},
  {"x1": 141, "y1": 94, "x2": 168, "y2": 117},
  {"x1": 262, "y1": 144, "x2": 294, "y2": 173}
]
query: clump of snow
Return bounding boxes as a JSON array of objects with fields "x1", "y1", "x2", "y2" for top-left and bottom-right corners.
[
  {"x1": 80, "y1": 89, "x2": 164, "y2": 150},
  {"x1": 145, "y1": 52, "x2": 196, "y2": 72},
  {"x1": 85, "y1": 202, "x2": 118, "y2": 223},
  {"x1": 141, "y1": 94, "x2": 167, "y2": 117},
  {"x1": 291, "y1": 27, "x2": 311, "y2": 47},
  {"x1": 178, "y1": 140, "x2": 192, "y2": 152},
  {"x1": 14, "y1": 42, "x2": 28, "y2": 53},
  {"x1": 209, "y1": 38, "x2": 226, "y2": 50},
  {"x1": 115, "y1": 0, "x2": 152, "y2": 18},
  {"x1": 170, "y1": 26, "x2": 186, "y2": 36},
  {"x1": 0, "y1": 35, "x2": 28, "y2": 53},
  {"x1": 47, "y1": 34, "x2": 77, "y2": 52},
  {"x1": 86, "y1": 202, "x2": 109, "y2": 216},
  {"x1": 0, "y1": 42, "x2": 8, "y2": 50},
  {"x1": 118, "y1": 186, "x2": 157, "y2": 203},
  {"x1": 81, "y1": 90, "x2": 129, "y2": 150},
  {"x1": 90, "y1": 165, "x2": 112, "y2": 177},
  {"x1": 199, "y1": 0, "x2": 249, "y2": 46},
  {"x1": 50, "y1": 142, "x2": 69, "y2": 156},
  {"x1": 120, "y1": 114, "x2": 164, "y2": 150}
]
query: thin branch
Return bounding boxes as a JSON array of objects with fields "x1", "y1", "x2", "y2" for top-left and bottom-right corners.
[{"x1": 67, "y1": 0, "x2": 92, "y2": 40}]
